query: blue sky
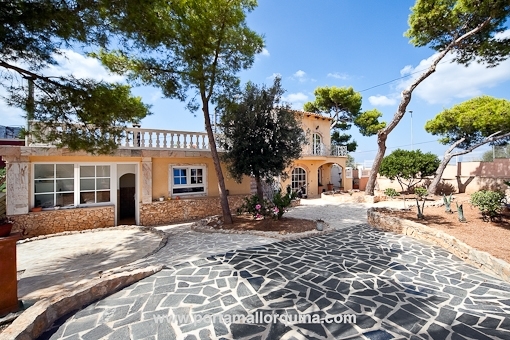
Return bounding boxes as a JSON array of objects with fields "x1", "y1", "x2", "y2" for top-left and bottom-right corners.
[{"x1": 3, "y1": 0, "x2": 510, "y2": 164}]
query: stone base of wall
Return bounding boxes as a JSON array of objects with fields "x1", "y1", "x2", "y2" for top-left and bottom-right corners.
[
  {"x1": 321, "y1": 192, "x2": 386, "y2": 204},
  {"x1": 367, "y1": 208, "x2": 510, "y2": 283},
  {"x1": 140, "y1": 195, "x2": 249, "y2": 226},
  {"x1": 9, "y1": 206, "x2": 115, "y2": 239}
]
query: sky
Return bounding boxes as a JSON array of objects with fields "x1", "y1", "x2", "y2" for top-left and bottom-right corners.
[{"x1": 2, "y1": 0, "x2": 510, "y2": 165}]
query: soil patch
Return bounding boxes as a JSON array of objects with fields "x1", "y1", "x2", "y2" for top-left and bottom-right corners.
[
  {"x1": 378, "y1": 201, "x2": 510, "y2": 263},
  {"x1": 210, "y1": 215, "x2": 316, "y2": 233}
]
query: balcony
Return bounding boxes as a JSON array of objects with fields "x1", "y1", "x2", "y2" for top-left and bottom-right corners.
[
  {"x1": 302, "y1": 143, "x2": 348, "y2": 157},
  {"x1": 25, "y1": 124, "x2": 348, "y2": 157}
]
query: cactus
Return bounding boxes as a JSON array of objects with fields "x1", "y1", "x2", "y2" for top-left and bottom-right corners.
[
  {"x1": 456, "y1": 202, "x2": 466, "y2": 223},
  {"x1": 443, "y1": 193, "x2": 453, "y2": 213}
]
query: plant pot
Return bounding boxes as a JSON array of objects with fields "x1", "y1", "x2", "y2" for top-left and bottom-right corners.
[
  {"x1": 0, "y1": 223, "x2": 13, "y2": 237},
  {"x1": 30, "y1": 207, "x2": 42, "y2": 212},
  {"x1": 327, "y1": 184, "x2": 334, "y2": 191},
  {"x1": 159, "y1": 197, "x2": 165, "y2": 202},
  {"x1": 316, "y1": 221, "x2": 324, "y2": 231}
]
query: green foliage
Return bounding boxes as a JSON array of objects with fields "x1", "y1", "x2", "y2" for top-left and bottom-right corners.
[
  {"x1": 405, "y1": 0, "x2": 510, "y2": 67},
  {"x1": 303, "y1": 86, "x2": 384, "y2": 152},
  {"x1": 379, "y1": 149, "x2": 440, "y2": 192},
  {"x1": 471, "y1": 190, "x2": 506, "y2": 221},
  {"x1": 354, "y1": 109, "x2": 387, "y2": 137},
  {"x1": 0, "y1": 168, "x2": 5, "y2": 193},
  {"x1": 414, "y1": 187, "x2": 428, "y2": 219},
  {"x1": 481, "y1": 145, "x2": 510, "y2": 162},
  {"x1": 217, "y1": 77, "x2": 305, "y2": 191},
  {"x1": 383, "y1": 188, "x2": 400, "y2": 199},
  {"x1": 425, "y1": 96, "x2": 510, "y2": 150},
  {"x1": 1, "y1": 0, "x2": 151, "y2": 154},
  {"x1": 237, "y1": 186, "x2": 296, "y2": 220},
  {"x1": 346, "y1": 155, "x2": 356, "y2": 168}
]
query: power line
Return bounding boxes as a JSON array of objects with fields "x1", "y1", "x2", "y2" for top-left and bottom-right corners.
[
  {"x1": 351, "y1": 139, "x2": 439, "y2": 154},
  {"x1": 358, "y1": 56, "x2": 455, "y2": 93}
]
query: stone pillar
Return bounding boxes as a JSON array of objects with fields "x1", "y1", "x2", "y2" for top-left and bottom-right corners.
[
  {"x1": 141, "y1": 157, "x2": 152, "y2": 204},
  {"x1": 5, "y1": 156, "x2": 30, "y2": 215}
]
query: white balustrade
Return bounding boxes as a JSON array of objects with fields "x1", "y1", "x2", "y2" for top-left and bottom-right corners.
[{"x1": 120, "y1": 128, "x2": 211, "y2": 150}]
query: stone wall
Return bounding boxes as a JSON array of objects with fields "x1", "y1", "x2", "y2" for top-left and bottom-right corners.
[
  {"x1": 10, "y1": 206, "x2": 115, "y2": 238},
  {"x1": 140, "y1": 195, "x2": 249, "y2": 226},
  {"x1": 367, "y1": 208, "x2": 510, "y2": 283}
]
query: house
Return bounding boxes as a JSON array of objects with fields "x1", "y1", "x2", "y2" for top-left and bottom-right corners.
[{"x1": 0, "y1": 111, "x2": 349, "y2": 238}]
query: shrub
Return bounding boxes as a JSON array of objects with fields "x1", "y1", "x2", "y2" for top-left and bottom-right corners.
[
  {"x1": 383, "y1": 188, "x2": 400, "y2": 199},
  {"x1": 470, "y1": 190, "x2": 506, "y2": 222},
  {"x1": 237, "y1": 185, "x2": 296, "y2": 220}
]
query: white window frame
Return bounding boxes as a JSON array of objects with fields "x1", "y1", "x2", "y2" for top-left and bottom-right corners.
[
  {"x1": 312, "y1": 133, "x2": 323, "y2": 155},
  {"x1": 169, "y1": 164, "x2": 207, "y2": 197},
  {"x1": 291, "y1": 167, "x2": 307, "y2": 195},
  {"x1": 79, "y1": 165, "x2": 112, "y2": 205},
  {"x1": 32, "y1": 163, "x2": 115, "y2": 209}
]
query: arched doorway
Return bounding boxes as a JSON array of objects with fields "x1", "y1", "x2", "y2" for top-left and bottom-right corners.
[
  {"x1": 291, "y1": 167, "x2": 307, "y2": 197},
  {"x1": 119, "y1": 173, "x2": 136, "y2": 224},
  {"x1": 331, "y1": 164, "x2": 343, "y2": 190}
]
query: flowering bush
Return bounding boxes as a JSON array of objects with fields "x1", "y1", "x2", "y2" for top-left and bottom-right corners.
[{"x1": 237, "y1": 185, "x2": 297, "y2": 220}]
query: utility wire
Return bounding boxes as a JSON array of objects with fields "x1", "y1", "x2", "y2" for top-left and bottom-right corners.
[
  {"x1": 351, "y1": 139, "x2": 439, "y2": 154},
  {"x1": 358, "y1": 56, "x2": 455, "y2": 93}
]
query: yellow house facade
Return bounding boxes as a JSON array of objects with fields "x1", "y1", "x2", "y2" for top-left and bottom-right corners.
[{"x1": 1, "y1": 111, "x2": 348, "y2": 238}]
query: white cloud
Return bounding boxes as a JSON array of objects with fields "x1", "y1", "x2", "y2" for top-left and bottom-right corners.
[
  {"x1": 327, "y1": 72, "x2": 349, "y2": 80},
  {"x1": 368, "y1": 95, "x2": 397, "y2": 106},
  {"x1": 260, "y1": 48, "x2": 270, "y2": 57},
  {"x1": 495, "y1": 30, "x2": 510, "y2": 40},
  {"x1": 266, "y1": 72, "x2": 282, "y2": 80},
  {"x1": 282, "y1": 92, "x2": 309, "y2": 109},
  {"x1": 150, "y1": 90, "x2": 163, "y2": 102},
  {"x1": 294, "y1": 70, "x2": 306, "y2": 78},
  {"x1": 396, "y1": 52, "x2": 510, "y2": 104},
  {"x1": 45, "y1": 49, "x2": 125, "y2": 83}
]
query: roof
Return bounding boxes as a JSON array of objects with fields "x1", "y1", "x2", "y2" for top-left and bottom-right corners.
[{"x1": 289, "y1": 110, "x2": 333, "y2": 121}]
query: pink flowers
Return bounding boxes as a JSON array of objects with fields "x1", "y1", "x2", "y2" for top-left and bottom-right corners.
[
  {"x1": 255, "y1": 204, "x2": 261, "y2": 210},
  {"x1": 273, "y1": 207, "x2": 279, "y2": 214}
]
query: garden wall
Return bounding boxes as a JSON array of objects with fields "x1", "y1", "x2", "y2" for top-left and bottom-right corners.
[
  {"x1": 10, "y1": 206, "x2": 115, "y2": 238},
  {"x1": 139, "y1": 195, "x2": 250, "y2": 226},
  {"x1": 367, "y1": 208, "x2": 510, "y2": 283}
]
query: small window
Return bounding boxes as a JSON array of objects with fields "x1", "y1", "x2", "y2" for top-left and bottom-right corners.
[{"x1": 171, "y1": 166, "x2": 206, "y2": 196}]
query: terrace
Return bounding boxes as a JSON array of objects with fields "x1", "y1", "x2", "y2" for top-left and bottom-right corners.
[{"x1": 26, "y1": 125, "x2": 348, "y2": 157}]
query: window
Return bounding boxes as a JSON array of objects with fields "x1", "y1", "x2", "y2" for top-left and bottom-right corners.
[
  {"x1": 171, "y1": 166, "x2": 206, "y2": 195},
  {"x1": 34, "y1": 164, "x2": 74, "y2": 208},
  {"x1": 292, "y1": 167, "x2": 307, "y2": 195},
  {"x1": 80, "y1": 165, "x2": 111, "y2": 204},
  {"x1": 33, "y1": 163, "x2": 112, "y2": 208},
  {"x1": 312, "y1": 133, "x2": 323, "y2": 155}
]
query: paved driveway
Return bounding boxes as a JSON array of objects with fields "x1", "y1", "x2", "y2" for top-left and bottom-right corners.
[{"x1": 41, "y1": 201, "x2": 510, "y2": 339}]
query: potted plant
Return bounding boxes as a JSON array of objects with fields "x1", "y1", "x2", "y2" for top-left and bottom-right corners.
[
  {"x1": 327, "y1": 182, "x2": 334, "y2": 191},
  {"x1": 316, "y1": 219, "x2": 325, "y2": 231},
  {"x1": 0, "y1": 215, "x2": 13, "y2": 237}
]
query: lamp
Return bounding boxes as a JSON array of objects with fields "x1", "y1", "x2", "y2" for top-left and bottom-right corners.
[{"x1": 316, "y1": 126, "x2": 319, "y2": 130}]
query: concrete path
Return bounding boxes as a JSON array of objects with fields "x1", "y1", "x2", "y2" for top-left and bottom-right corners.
[
  {"x1": 39, "y1": 199, "x2": 510, "y2": 339},
  {"x1": 17, "y1": 228, "x2": 163, "y2": 302}
]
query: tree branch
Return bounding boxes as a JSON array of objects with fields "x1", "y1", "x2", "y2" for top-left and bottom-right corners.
[
  {"x1": 0, "y1": 60, "x2": 62, "y2": 87},
  {"x1": 448, "y1": 131, "x2": 510, "y2": 158}
]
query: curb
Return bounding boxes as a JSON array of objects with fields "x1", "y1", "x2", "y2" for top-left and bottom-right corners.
[
  {"x1": 0, "y1": 265, "x2": 162, "y2": 340},
  {"x1": 367, "y1": 208, "x2": 510, "y2": 283},
  {"x1": 191, "y1": 216, "x2": 336, "y2": 241}
]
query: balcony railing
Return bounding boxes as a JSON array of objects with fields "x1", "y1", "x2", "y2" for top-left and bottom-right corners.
[
  {"x1": 25, "y1": 123, "x2": 348, "y2": 157},
  {"x1": 302, "y1": 143, "x2": 348, "y2": 157},
  {"x1": 120, "y1": 128, "x2": 211, "y2": 150}
]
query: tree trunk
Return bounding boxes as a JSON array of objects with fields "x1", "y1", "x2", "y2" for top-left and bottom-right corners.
[
  {"x1": 255, "y1": 176, "x2": 264, "y2": 202},
  {"x1": 202, "y1": 99, "x2": 233, "y2": 224},
  {"x1": 365, "y1": 132, "x2": 387, "y2": 195},
  {"x1": 428, "y1": 154, "x2": 453, "y2": 195}
]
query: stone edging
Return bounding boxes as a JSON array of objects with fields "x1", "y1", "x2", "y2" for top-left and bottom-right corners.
[
  {"x1": 0, "y1": 265, "x2": 162, "y2": 340},
  {"x1": 367, "y1": 208, "x2": 510, "y2": 283},
  {"x1": 191, "y1": 216, "x2": 336, "y2": 241}
]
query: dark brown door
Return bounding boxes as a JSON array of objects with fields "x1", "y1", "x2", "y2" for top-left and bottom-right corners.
[{"x1": 119, "y1": 187, "x2": 135, "y2": 219}]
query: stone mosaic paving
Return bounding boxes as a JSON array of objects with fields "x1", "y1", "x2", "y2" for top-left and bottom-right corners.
[{"x1": 43, "y1": 225, "x2": 510, "y2": 339}]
